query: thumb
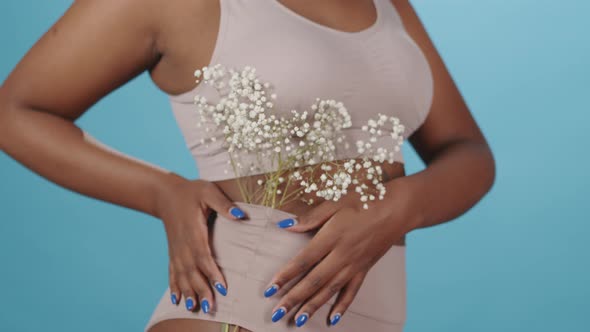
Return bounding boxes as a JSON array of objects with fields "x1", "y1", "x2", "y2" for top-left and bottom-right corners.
[{"x1": 277, "y1": 199, "x2": 339, "y2": 232}]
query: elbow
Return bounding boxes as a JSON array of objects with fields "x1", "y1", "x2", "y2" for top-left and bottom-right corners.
[
  {"x1": 0, "y1": 87, "x2": 10, "y2": 151},
  {"x1": 441, "y1": 136, "x2": 497, "y2": 198},
  {"x1": 0, "y1": 85, "x2": 20, "y2": 152},
  {"x1": 481, "y1": 142, "x2": 497, "y2": 197},
  {"x1": 461, "y1": 136, "x2": 497, "y2": 197}
]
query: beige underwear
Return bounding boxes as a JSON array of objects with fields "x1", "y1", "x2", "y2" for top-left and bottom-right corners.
[{"x1": 144, "y1": 201, "x2": 406, "y2": 331}]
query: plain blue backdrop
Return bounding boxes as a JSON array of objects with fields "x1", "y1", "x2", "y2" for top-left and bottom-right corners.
[{"x1": 1, "y1": 1, "x2": 588, "y2": 331}]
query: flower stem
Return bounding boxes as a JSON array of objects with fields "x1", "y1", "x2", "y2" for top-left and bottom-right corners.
[{"x1": 229, "y1": 152, "x2": 250, "y2": 203}]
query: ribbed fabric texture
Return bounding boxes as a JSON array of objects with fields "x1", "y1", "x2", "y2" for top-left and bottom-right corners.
[{"x1": 167, "y1": 0, "x2": 433, "y2": 181}]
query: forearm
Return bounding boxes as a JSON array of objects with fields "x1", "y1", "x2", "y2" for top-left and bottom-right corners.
[
  {"x1": 0, "y1": 103, "x2": 185, "y2": 219},
  {"x1": 382, "y1": 140, "x2": 496, "y2": 234}
]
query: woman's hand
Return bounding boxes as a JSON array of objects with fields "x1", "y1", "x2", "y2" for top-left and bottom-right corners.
[
  {"x1": 265, "y1": 178, "x2": 418, "y2": 327},
  {"x1": 154, "y1": 173, "x2": 249, "y2": 314}
]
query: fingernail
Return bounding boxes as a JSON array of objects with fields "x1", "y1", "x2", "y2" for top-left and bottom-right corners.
[
  {"x1": 264, "y1": 283, "x2": 279, "y2": 297},
  {"x1": 277, "y1": 218, "x2": 297, "y2": 228},
  {"x1": 229, "y1": 206, "x2": 246, "y2": 219},
  {"x1": 170, "y1": 293, "x2": 178, "y2": 305},
  {"x1": 201, "y1": 299, "x2": 210, "y2": 313},
  {"x1": 330, "y1": 313, "x2": 341, "y2": 326},
  {"x1": 295, "y1": 312, "x2": 309, "y2": 327},
  {"x1": 185, "y1": 298, "x2": 195, "y2": 311},
  {"x1": 271, "y1": 306, "x2": 286, "y2": 322},
  {"x1": 214, "y1": 281, "x2": 228, "y2": 296}
]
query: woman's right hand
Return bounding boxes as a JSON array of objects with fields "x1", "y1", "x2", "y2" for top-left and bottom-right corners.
[
  {"x1": 0, "y1": 0, "x2": 246, "y2": 315},
  {"x1": 154, "y1": 174, "x2": 248, "y2": 314}
]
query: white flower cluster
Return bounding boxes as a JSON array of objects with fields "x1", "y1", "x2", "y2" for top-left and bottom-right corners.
[
  {"x1": 291, "y1": 113, "x2": 404, "y2": 209},
  {"x1": 193, "y1": 64, "x2": 404, "y2": 210}
]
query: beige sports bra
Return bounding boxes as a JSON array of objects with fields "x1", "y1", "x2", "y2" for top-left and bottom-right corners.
[{"x1": 166, "y1": 0, "x2": 434, "y2": 181}]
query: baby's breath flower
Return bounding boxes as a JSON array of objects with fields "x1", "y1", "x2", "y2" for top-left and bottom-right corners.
[{"x1": 191, "y1": 64, "x2": 404, "y2": 210}]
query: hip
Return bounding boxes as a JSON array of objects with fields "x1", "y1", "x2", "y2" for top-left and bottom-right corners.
[{"x1": 145, "y1": 201, "x2": 407, "y2": 331}]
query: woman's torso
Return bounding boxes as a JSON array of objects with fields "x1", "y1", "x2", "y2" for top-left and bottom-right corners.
[{"x1": 146, "y1": 0, "x2": 434, "y2": 246}]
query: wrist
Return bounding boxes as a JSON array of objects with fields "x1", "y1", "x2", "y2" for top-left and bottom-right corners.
[
  {"x1": 376, "y1": 175, "x2": 425, "y2": 236},
  {"x1": 151, "y1": 171, "x2": 190, "y2": 219}
]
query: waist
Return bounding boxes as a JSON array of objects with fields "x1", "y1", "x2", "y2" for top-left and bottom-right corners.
[{"x1": 213, "y1": 158, "x2": 407, "y2": 245}]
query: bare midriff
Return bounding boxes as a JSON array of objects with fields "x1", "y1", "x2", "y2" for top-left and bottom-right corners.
[{"x1": 213, "y1": 158, "x2": 406, "y2": 246}]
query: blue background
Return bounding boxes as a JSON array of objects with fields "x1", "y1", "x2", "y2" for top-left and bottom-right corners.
[{"x1": 1, "y1": 1, "x2": 588, "y2": 331}]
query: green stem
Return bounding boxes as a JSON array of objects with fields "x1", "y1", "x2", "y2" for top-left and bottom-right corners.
[
  {"x1": 229, "y1": 152, "x2": 250, "y2": 203},
  {"x1": 279, "y1": 183, "x2": 304, "y2": 204}
]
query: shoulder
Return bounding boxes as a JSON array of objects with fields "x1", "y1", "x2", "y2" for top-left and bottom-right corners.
[
  {"x1": 148, "y1": 0, "x2": 220, "y2": 55},
  {"x1": 68, "y1": 0, "x2": 217, "y2": 54},
  {"x1": 68, "y1": 0, "x2": 162, "y2": 29}
]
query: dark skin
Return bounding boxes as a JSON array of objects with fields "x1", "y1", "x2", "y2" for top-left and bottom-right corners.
[{"x1": 0, "y1": 0, "x2": 494, "y2": 331}]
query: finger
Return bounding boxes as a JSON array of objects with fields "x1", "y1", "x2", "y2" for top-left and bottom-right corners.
[
  {"x1": 277, "y1": 199, "x2": 339, "y2": 232},
  {"x1": 169, "y1": 263, "x2": 181, "y2": 305},
  {"x1": 263, "y1": 227, "x2": 338, "y2": 298},
  {"x1": 328, "y1": 270, "x2": 368, "y2": 326},
  {"x1": 202, "y1": 181, "x2": 248, "y2": 220},
  {"x1": 190, "y1": 209, "x2": 229, "y2": 297},
  {"x1": 177, "y1": 272, "x2": 197, "y2": 311},
  {"x1": 269, "y1": 250, "x2": 348, "y2": 322},
  {"x1": 292, "y1": 266, "x2": 355, "y2": 327},
  {"x1": 199, "y1": 253, "x2": 228, "y2": 297},
  {"x1": 187, "y1": 268, "x2": 215, "y2": 314}
]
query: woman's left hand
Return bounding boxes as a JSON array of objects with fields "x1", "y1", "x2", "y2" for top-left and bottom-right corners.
[{"x1": 264, "y1": 178, "x2": 419, "y2": 327}]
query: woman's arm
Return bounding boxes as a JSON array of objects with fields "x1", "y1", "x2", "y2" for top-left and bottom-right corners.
[
  {"x1": 261, "y1": 0, "x2": 496, "y2": 325},
  {"x1": 0, "y1": 0, "x2": 176, "y2": 217},
  {"x1": 378, "y1": 0, "x2": 496, "y2": 233},
  {"x1": 0, "y1": 0, "x2": 245, "y2": 311}
]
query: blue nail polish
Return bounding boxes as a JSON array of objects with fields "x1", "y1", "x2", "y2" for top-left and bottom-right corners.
[
  {"x1": 186, "y1": 298, "x2": 194, "y2": 311},
  {"x1": 277, "y1": 218, "x2": 296, "y2": 228},
  {"x1": 296, "y1": 313, "x2": 309, "y2": 327},
  {"x1": 170, "y1": 293, "x2": 178, "y2": 305},
  {"x1": 230, "y1": 206, "x2": 246, "y2": 219},
  {"x1": 330, "y1": 313, "x2": 341, "y2": 326},
  {"x1": 264, "y1": 284, "x2": 279, "y2": 297},
  {"x1": 201, "y1": 299, "x2": 210, "y2": 313},
  {"x1": 271, "y1": 307, "x2": 286, "y2": 322},
  {"x1": 215, "y1": 282, "x2": 228, "y2": 296}
]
